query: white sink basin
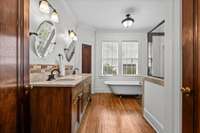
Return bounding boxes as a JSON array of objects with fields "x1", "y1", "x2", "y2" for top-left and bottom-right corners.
[
  {"x1": 55, "y1": 78, "x2": 76, "y2": 81},
  {"x1": 54, "y1": 75, "x2": 83, "y2": 82}
]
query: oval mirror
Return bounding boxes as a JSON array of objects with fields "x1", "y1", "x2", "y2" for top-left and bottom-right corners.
[
  {"x1": 64, "y1": 40, "x2": 76, "y2": 62},
  {"x1": 34, "y1": 21, "x2": 56, "y2": 58}
]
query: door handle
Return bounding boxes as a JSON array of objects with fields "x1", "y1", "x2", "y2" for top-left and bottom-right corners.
[{"x1": 181, "y1": 87, "x2": 192, "y2": 96}]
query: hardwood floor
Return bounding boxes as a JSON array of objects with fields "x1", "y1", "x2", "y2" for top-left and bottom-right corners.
[{"x1": 78, "y1": 94, "x2": 155, "y2": 133}]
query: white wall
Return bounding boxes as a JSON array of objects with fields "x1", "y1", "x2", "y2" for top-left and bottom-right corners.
[
  {"x1": 30, "y1": 0, "x2": 77, "y2": 65},
  {"x1": 172, "y1": 0, "x2": 182, "y2": 132},
  {"x1": 74, "y1": 24, "x2": 96, "y2": 72},
  {"x1": 94, "y1": 31, "x2": 147, "y2": 93},
  {"x1": 75, "y1": 24, "x2": 96, "y2": 93},
  {"x1": 144, "y1": 81, "x2": 165, "y2": 133}
]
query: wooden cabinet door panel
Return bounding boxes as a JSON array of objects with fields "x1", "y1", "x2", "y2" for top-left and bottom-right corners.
[
  {"x1": 71, "y1": 95, "x2": 78, "y2": 133},
  {"x1": 30, "y1": 87, "x2": 71, "y2": 133}
]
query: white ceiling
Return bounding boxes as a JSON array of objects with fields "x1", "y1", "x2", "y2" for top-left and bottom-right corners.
[{"x1": 66, "y1": 0, "x2": 169, "y2": 32}]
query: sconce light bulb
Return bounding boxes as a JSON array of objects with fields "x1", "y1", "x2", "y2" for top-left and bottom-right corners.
[
  {"x1": 73, "y1": 36, "x2": 78, "y2": 41},
  {"x1": 51, "y1": 10, "x2": 59, "y2": 23},
  {"x1": 39, "y1": 0, "x2": 50, "y2": 14},
  {"x1": 69, "y1": 30, "x2": 76, "y2": 38}
]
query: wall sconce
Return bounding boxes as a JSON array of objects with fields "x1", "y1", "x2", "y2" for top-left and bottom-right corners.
[
  {"x1": 68, "y1": 30, "x2": 78, "y2": 41},
  {"x1": 39, "y1": 0, "x2": 59, "y2": 23},
  {"x1": 51, "y1": 10, "x2": 59, "y2": 23}
]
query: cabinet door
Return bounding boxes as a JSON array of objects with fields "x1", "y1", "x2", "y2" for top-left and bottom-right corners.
[
  {"x1": 71, "y1": 95, "x2": 79, "y2": 133},
  {"x1": 71, "y1": 84, "x2": 81, "y2": 133},
  {"x1": 81, "y1": 78, "x2": 91, "y2": 114},
  {"x1": 85, "y1": 78, "x2": 92, "y2": 102},
  {"x1": 30, "y1": 87, "x2": 70, "y2": 133},
  {"x1": 78, "y1": 93, "x2": 83, "y2": 123},
  {"x1": 82, "y1": 83, "x2": 87, "y2": 111}
]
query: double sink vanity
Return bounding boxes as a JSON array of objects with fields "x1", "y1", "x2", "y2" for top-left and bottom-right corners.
[{"x1": 30, "y1": 74, "x2": 91, "y2": 133}]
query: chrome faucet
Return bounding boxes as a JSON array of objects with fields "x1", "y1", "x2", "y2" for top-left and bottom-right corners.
[
  {"x1": 73, "y1": 68, "x2": 79, "y2": 75},
  {"x1": 47, "y1": 69, "x2": 60, "y2": 81}
]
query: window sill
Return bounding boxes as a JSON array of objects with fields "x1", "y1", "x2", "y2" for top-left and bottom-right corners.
[{"x1": 98, "y1": 74, "x2": 143, "y2": 79}]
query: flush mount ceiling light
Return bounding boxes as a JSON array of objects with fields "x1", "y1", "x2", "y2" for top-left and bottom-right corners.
[
  {"x1": 51, "y1": 10, "x2": 59, "y2": 23},
  {"x1": 39, "y1": 0, "x2": 50, "y2": 13},
  {"x1": 121, "y1": 14, "x2": 134, "y2": 28},
  {"x1": 39, "y1": 0, "x2": 59, "y2": 23}
]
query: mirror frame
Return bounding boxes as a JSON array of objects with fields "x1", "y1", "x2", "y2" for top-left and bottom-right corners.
[
  {"x1": 147, "y1": 20, "x2": 165, "y2": 79},
  {"x1": 34, "y1": 20, "x2": 56, "y2": 58}
]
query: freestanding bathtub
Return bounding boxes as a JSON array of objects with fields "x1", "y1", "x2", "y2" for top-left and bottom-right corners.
[{"x1": 104, "y1": 81, "x2": 142, "y2": 95}]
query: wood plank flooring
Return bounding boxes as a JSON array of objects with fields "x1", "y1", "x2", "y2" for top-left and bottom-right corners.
[{"x1": 78, "y1": 94, "x2": 155, "y2": 133}]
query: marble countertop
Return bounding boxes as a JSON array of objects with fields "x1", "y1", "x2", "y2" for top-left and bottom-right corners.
[{"x1": 31, "y1": 74, "x2": 91, "y2": 87}]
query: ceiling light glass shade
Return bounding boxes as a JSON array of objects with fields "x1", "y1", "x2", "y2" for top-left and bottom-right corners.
[
  {"x1": 39, "y1": 0, "x2": 50, "y2": 13},
  {"x1": 122, "y1": 20, "x2": 133, "y2": 28},
  {"x1": 122, "y1": 14, "x2": 134, "y2": 28},
  {"x1": 51, "y1": 10, "x2": 59, "y2": 23}
]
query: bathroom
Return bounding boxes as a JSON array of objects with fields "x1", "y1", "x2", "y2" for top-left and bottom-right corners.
[
  {"x1": 0, "y1": 0, "x2": 185, "y2": 133},
  {"x1": 28, "y1": 0, "x2": 168, "y2": 132}
]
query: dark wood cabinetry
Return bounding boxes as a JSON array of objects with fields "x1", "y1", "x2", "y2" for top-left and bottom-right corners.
[
  {"x1": 82, "y1": 78, "x2": 92, "y2": 114},
  {"x1": 0, "y1": 0, "x2": 30, "y2": 133},
  {"x1": 30, "y1": 77, "x2": 91, "y2": 133}
]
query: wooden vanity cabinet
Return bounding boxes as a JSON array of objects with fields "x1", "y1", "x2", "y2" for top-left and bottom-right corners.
[
  {"x1": 71, "y1": 83, "x2": 82, "y2": 133},
  {"x1": 71, "y1": 78, "x2": 92, "y2": 132},
  {"x1": 82, "y1": 78, "x2": 92, "y2": 113},
  {"x1": 30, "y1": 77, "x2": 91, "y2": 133}
]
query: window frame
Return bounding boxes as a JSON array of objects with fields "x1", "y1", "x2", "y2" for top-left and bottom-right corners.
[
  {"x1": 101, "y1": 41, "x2": 119, "y2": 76},
  {"x1": 101, "y1": 40, "x2": 139, "y2": 77},
  {"x1": 121, "y1": 41, "x2": 139, "y2": 76}
]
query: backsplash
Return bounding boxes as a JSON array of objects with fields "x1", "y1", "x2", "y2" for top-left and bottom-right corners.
[
  {"x1": 30, "y1": 64, "x2": 73, "y2": 82},
  {"x1": 30, "y1": 64, "x2": 73, "y2": 73}
]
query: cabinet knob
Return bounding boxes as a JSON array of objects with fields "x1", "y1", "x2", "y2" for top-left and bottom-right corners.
[{"x1": 25, "y1": 90, "x2": 29, "y2": 95}]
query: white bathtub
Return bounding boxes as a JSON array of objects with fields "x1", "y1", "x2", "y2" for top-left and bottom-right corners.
[{"x1": 104, "y1": 81, "x2": 142, "y2": 95}]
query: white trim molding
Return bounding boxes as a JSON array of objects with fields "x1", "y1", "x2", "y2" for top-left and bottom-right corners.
[{"x1": 144, "y1": 108, "x2": 164, "y2": 133}]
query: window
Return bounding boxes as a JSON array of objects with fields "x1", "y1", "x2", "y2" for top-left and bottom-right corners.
[
  {"x1": 101, "y1": 41, "x2": 139, "y2": 76},
  {"x1": 122, "y1": 41, "x2": 139, "y2": 75},
  {"x1": 102, "y1": 41, "x2": 118, "y2": 75}
]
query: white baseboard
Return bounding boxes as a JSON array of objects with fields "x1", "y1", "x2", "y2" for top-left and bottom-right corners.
[
  {"x1": 143, "y1": 108, "x2": 164, "y2": 133},
  {"x1": 93, "y1": 88, "x2": 112, "y2": 93}
]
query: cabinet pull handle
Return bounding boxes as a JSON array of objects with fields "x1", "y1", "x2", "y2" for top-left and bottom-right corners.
[
  {"x1": 25, "y1": 85, "x2": 29, "y2": 88},
  {"x1": 30, "y1": 85, "x2": 33, "y2": 90}
]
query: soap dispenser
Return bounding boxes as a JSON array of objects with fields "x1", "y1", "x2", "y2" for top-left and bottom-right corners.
[{"x1": 58, "y1": 54, "x2": 65, "y2": 77}]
